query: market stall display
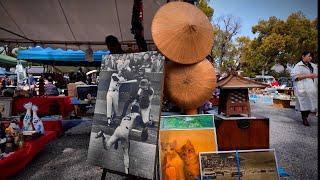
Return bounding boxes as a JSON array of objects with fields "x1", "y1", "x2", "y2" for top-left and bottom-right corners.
[
  {"x1": 0, "y1": 131, "x2": 57, "y2": 178},
  {"x1": 0, "y1": 112, "x2": 62, "y2": 178},
  {"x1": 152, "y1": 2, "x2": 216, "y2": 115},
  {"x1": 0, "y1": 0, "x2": 289, "y2": 179},
  {"x1": 273, "y1": 98, "x2": 291, "y2": 108},
  {"x1": 272, "y1": 88, "x2": 294, "y2": 108},
  {"x1": 249, "y1": 86, "x2": 295, "y2": 108},
  {"x1": 12, "y1": 96, "x2": 74, "y2": 118},
  {"x1": 276, "y1": 88, "x2": 294, "y2": 97}
]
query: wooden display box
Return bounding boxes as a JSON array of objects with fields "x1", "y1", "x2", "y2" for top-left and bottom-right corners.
[
  {"x1": 273, "y1": 98, "x2": 291, "y2": 108},
  {"x1": 214, "y1": 114, "x2": 269, "y2": 151}
]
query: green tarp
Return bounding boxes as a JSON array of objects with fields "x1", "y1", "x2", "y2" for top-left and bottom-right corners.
[{"x1": 0, "y1": 54, "x2": 27, "y2": 66}]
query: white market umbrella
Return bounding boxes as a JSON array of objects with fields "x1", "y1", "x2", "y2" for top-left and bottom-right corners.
[{"x1": 86, "y1": 70, "x2": 98, "y2": 75}]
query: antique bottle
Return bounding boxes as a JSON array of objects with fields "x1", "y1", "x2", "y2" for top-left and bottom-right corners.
[{"x1": 17, "y1": 132, "x2": 24, "y2": 149}]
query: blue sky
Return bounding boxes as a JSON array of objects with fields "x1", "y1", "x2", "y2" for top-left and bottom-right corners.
[{"x1": 209, "y1": 0, "x2": 318, "y2": 39}]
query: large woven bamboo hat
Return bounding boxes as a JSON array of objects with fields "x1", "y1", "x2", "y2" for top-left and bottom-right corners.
[
  {"x1": 164, "y1": 59, "x2": 217, "y2": 109},
  {"x1": 151, "y1": 2, "x2": 213, "y2": 64}
]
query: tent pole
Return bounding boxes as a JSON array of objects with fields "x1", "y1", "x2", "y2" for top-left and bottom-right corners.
[{"x1": 0, "y1": 26, "x2": 35, "y2": 43}]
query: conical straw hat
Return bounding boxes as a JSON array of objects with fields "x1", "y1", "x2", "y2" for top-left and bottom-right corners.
[
  {"x1": 152, "y1": 2, "x2": 213, "y2": 64},
  {"x1": 164, "y1": 59, "x2": 217, "y2": 109}
]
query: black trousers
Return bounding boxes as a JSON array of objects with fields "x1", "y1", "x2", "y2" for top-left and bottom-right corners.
[{"x1": 301, "y1": 110, "x2": 310, "y2": 120}]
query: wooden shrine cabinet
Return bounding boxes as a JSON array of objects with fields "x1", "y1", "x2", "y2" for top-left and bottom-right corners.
[{"x1": 217, "y1": 72, "x2": 268, "y2": 117}]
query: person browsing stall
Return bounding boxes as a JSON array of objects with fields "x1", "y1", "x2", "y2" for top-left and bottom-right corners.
[
  {"x1": 291, "y1": 51, "x2": 318, "y2": 126},
  {"x1": 105, "y1": 35, "x2": 125, "y2": 54},
  {"x1": 44, "y1": 76, "x2": 59, "y2": 96}
]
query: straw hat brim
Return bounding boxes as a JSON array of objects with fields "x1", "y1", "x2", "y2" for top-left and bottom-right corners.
[
  {"x1": 164, "y1": 59, "x2": 217, "y2": 109},
  {"x1": 152, "y1": 2, "x2": 213, "y2": 64}
]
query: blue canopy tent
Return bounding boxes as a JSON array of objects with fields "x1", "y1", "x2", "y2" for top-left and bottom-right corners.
[{"x1": 17, "y1": 46, "x2": 109, "y2": 66}]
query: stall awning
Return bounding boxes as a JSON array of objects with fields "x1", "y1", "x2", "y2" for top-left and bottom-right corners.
[
  {"x1": 0, "y1": 0, "x2": 166, "y2": 50},
  {"x1": 0, "y1": 54, "x2": 27, "y2": 66},
  {"x1": 17, "y1": 46, "x2": 109, "y2": 66}
]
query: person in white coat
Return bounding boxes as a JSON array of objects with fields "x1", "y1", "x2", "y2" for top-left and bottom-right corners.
[{"x1": 291, "y1": 51, "x2": 318, "y2": 126}]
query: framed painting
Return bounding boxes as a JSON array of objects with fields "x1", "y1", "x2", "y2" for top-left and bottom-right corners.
[
  {"x1": 160, "y1": 114, "x2": 215, "y2": 130},
  {"x1": 199, "y1": 149, "x2": 279, "y2": 180},
  {"x1": 159, "y1": 115, "x2": 217, "y2": 180}
]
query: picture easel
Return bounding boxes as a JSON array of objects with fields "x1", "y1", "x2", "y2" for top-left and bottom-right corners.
[{"x1": 100, "y1": 168, "x2": 107, "y2": 180}]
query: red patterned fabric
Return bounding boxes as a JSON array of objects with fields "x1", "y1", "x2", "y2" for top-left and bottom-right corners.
[
  {"x1": 12, "y1": 96, "x2": 74, "y2": 118},
  {"x1": 0, "y1": 131, "x2": 57, "y2": 179}
]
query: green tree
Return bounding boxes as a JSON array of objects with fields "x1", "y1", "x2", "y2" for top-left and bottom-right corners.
[
  {"x1": 240, "y1": 12, "x2": 318, "y2": 77},
  {"x1": 198, "y1": 0, "x2": 214, "y2": 21},
  {"x1": 236, "y1": 36, "x2": 256, "y2": 77}
]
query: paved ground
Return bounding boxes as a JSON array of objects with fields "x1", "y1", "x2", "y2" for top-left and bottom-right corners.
[
  {"x1": 251, "y1": 103, "x2": 318, "y2": 180},
  {"x1": 11, "y1": 103, "x2": 318, "y2": 180}
]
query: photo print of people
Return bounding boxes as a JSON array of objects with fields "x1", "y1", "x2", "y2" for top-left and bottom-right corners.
[
  {"x1": 199, "y1": 149, "x2": 279, "y2": 180},
  {"x1": 87, "y1": 51, "x2": 165, "y2": 179}
]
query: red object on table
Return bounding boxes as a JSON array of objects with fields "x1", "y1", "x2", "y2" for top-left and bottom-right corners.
[
  {"x1": 43, "y1": 120, "x2": 63, "y2": 137},
  {"x1": 12, "y1": 96, "x2": 74, "y2": 118},
  {"x1": 271, "y1": 80, "x2": 279, "y2": 87},
  {"x1": 0, "y1": 131, "x2": 57, "y2": 179}
]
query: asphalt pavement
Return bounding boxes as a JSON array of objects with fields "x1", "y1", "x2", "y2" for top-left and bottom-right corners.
[
  {"x1": 251, "y1": 103, "x2": 318, "y2": 180},
  {"x1": 11, "y1": 103, "x2": 318, "y2": 180}
]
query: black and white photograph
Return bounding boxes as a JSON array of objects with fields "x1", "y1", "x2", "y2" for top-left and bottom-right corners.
[
  {"x1": 200, "y1": 151, "x2": 238, "y2": 180},
  {"x1": 199, "y1": 149, "x2": 279, "y2": 180},
  {"x1": 87, "y1": 51, "x2": 164, "y2": 179}
]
